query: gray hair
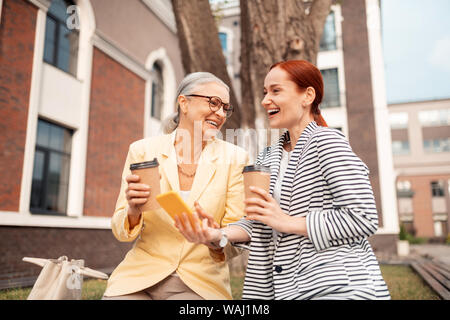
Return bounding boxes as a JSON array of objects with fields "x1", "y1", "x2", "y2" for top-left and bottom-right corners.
[{"x1": 161, "y1": 72, "x2": 230, "y2": 134}]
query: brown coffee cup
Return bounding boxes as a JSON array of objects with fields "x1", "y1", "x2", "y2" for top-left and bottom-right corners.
[
  {"x1": 243, "y1": 165, "x2": 271, "y2": 203},
  {"x1": 130, "y1": 158, "x2": 160, "y2": 211}
]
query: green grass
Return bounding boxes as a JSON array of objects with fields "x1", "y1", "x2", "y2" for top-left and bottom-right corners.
[
  {"x1": 0, "y1": 264, "x2": 441, "y2": 300},
  {"x1": 380, "y1": 264, "x2": 440, "y2": 300}
]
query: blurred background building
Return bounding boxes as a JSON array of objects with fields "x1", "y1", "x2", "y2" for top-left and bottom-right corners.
[
  {"x1": 0, "y1": 0, "x2": 448, "y2": 288},
  {"x1": 389, "y1": 99, "x2": 450, "y2": 239},
  {"x1": 0, "y1": 0, "x2": 184, "y2": 288}
]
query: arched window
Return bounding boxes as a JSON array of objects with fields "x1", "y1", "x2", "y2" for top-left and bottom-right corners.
[
  {"x1": 145, "y1": 48, "x2": 176, "y2": 137},
  {"x1": 43, "y1": 0, "x2": 79, "y2": 76},
  {"x1": 151, "y1": 62, "x2": 164, "y2": 120}
]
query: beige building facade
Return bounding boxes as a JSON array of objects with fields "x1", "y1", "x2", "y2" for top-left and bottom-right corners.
[{"x1": 389, "y1": 99, "x2": 450, "y2": 239}]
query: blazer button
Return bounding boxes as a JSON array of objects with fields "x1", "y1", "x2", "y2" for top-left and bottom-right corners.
[{"x1": 274, "y1": 265, "x2": 282, "y2": 273}]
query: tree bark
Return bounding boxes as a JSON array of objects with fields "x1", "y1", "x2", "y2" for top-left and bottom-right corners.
[
  {"x1": 239, "y1": 0, "x2": 333, "y2": 129},
  {"x1": 171, "y1": 0, "x2": 241, "y2": 130}
]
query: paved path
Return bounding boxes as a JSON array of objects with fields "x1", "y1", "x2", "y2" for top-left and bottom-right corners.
[{"x1": 409, "y1": 244, "x2": 450, "y2": 267}]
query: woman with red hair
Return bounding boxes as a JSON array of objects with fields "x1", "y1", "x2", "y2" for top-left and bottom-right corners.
[{"x1": 176, "y1": 60, "x2": 390, "y2": 300}]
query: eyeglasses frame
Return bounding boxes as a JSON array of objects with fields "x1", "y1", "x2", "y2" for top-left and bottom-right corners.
[{"x1": 185, "y1": 94, "x2": 233, "y2": 118}]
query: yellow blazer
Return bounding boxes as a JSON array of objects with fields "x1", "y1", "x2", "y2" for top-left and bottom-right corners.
[{"x1": 103, "y1": 130, "x2": 249, "y2": 299}]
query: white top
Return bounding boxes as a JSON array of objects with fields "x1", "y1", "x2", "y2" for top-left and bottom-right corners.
[
  {"x1": 272, "y1": 148, "x2": 291, "y2": 248},
  {"x1": 179, "y1": 190, "x2": 190, "y2": 203}
]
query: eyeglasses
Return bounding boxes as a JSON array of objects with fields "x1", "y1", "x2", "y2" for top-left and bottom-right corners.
[{"x1": 186, "y1": 94, "x2": 233, "y2": 118}]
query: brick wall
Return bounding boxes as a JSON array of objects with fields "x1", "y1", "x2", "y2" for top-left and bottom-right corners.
[
  {"x1": 84, "y1": 48, "x2": 146, "y2": 217},
  {"x1": 0, "y1": 0, "x2": 37, "y2": 211},
  {"x1": 341, "y1": 0, "x2": 383, "y2": 227},
  {"x1": 0, "y1": 226, "x2": 132, "y2": 288}
]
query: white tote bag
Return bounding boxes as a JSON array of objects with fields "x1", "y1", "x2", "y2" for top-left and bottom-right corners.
[{"x1": 23, "y1": 256, "x2": 109, "y2": 300}]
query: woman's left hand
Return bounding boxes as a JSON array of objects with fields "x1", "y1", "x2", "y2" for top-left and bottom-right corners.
[{"x1": 245, "y1": 186, "x2": 307, "y2": 236}]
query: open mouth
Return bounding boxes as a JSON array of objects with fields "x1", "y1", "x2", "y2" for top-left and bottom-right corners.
[
  {"x1": 205, "y1": 119, "x2": 220, "y2": 128},
  {"x1": 267, "y1": 108, "x2": 280, "y2": 117}
]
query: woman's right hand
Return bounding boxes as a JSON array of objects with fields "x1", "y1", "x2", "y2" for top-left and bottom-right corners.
[
  {"x1": 125, "y1": 174, "x2": 150, "y2": 225},
  {"x1": 174, "y1": 201, "x2": 222, "y2": 249}
]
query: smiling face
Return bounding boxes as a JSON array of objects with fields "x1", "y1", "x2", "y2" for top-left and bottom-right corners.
[
  {"x1": 178, "y1": 81, "x2": 229, "y2": 139},
  {"x1": 262, "y1": 66, "x2": 315, "y2": 130}
]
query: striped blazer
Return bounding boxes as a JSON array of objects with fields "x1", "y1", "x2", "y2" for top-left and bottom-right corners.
[{"x1": 230, "y1": 121, "x2": 390, "y2": 300}]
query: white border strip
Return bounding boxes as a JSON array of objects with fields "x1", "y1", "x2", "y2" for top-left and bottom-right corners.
[
  {"x1": 366, "y1": 0, "x2": 400, "y2": 235},
  {"x1": 0, "y1": 211, "x2": 111, "y2": 229},
  {"x1": 19, "y1": 7, "x2": 47, "y2": 215},
  {"x1": 141, "y1": 0, "x2": 176, "y2": 34},
  {"x1": 28, "y1": 0, "x2": 50, "y2": 12}
]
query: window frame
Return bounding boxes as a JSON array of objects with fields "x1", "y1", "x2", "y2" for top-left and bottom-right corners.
[
  {"x1": 431, "y1": 181, "x2": 445, "y2": 197},
  {"x1": 320, "y1": 68, "x2": 341, "y2": 108},
  {"x1": 43, "y1": 0, "x2": 79, "y2": 77},
  {"x1": 30, "y1": 119, "x2": 73, "y2": 216},
  {"x1": 319, "y1": 11, "x2": 337, "y2": 52}
]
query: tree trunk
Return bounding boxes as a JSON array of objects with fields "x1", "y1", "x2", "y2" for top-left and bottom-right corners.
[
  {"x1": 171, "y1": 0, "x2": 241, "y2": 130},
  {"x1": 240, "y1": 0, "x2": 333, "y2": 130}
]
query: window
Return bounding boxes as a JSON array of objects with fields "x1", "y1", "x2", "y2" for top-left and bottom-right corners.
[
  {"x1": 423, "y1": 138, "x2": 450, "y2": 153},
  {"x1": 433, "y1": 220, "x2": 447, "y2": 237},
  {"x1": 431, "y1": 181, "x2": 445, "y2": 197},
  {"x1": 418, "y1": 109, "x2": 450, "y2": 127},
  {"x1": 392, "y1": 140, "x2": 410, "y2": 155},
  {"x1": 389, "y1": 112, "x2": 408, "y2": 129},
  {"x1": 397, "y1": 180, "x2": 412, "y2": 192},
  {"x1": 319, "y1": 12, "x2": 337, "y2": 51},
  {"x1": 219, "y1": 32, "x2": 229, "y2": 65},
  {"x1": 397, "y1": 180, "x2": 414, "y2": 198},
  {"x1": 43, "y1": 0, "x2": 79, "y2": 76},
  {"x1": 320, "y1": 68, "x2": 340, "y2": 108},
  {"x1": 219, "y1": 32, "x2": 227, "y2": 52},
  {"x1": 30, "y1": 119, "x2": 72, "y2": 215},
  {"x1": 151, "y1": 62, "x2": 164, "y2": 120}
]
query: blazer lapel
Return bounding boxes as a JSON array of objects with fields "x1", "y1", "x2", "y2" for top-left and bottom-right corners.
[
  {"x1": 159, "y1": 131, "x2": 180, "y2": 192},
  {"x1": 268, "y1": 133, "x2": 286, "y2": 196}
]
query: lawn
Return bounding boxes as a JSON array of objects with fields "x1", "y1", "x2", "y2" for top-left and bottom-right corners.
[{"x1": 0, "y1": 264, "x2": 440, "y2": 300}]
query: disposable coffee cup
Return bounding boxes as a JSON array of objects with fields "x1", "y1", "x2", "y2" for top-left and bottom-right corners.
[
  {"x1": 130, "y1": 158, "x2": 160, "y2": 211},
  {"x1": 242, "y1": 165, "x2": 271, "y2": 203}
]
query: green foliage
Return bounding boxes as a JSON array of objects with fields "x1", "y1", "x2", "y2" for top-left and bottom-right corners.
[
  {"x1": 399, "y1": 224, "x2": 408, "y2": 240},
  {"x1": 399, "y1": 224, "x2": 427, "y2": 244}
]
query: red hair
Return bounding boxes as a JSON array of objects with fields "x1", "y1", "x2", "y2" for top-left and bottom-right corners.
[{"x1": 270, "y1": 60, "x2": 328, "y2": 127}]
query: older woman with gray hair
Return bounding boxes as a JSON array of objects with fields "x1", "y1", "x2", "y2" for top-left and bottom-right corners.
[{"x1": 102, "y1": 72, "x2": 249, "y2": 300}]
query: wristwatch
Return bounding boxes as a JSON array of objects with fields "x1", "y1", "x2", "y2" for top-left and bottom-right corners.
[{"x1": 218, "y1": 229, "x2": 229, "y2": 248}]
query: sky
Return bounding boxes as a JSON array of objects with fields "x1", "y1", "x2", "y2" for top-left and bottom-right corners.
[{"x1": 381, "y1": 0, "x2": 450, "y2": 104}]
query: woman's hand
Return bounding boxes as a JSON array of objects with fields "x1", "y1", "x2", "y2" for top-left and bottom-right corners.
[
  {"x1": 174, "y1": 201, "x2": 222, "y2": 249},
  {"x1": 245, "y1": 186, "x2": 308, "y2": 236},
  {"x1": 125, "y1": 174, "x2": 150, "y2": 226}
]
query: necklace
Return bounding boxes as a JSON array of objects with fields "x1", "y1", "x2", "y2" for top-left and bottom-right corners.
[{"x1": 177, "y1": 164, "x2": 196, "y2": 178}]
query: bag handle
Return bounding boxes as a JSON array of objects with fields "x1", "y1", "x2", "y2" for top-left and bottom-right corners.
[
  {"x1": 22, "y1": 257, "x2": 48, "y2": 267},
  {"x1": 23, "y1": 256, "x2": 109, "y2": 280},
  {"x1": 79, "y1": 267, "x2": 109, "y2": 280}
]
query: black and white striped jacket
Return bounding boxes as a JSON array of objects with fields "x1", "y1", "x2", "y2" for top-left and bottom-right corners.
[{"x1": 230, "y1": 121, "x2": 390, "y2": 300}]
